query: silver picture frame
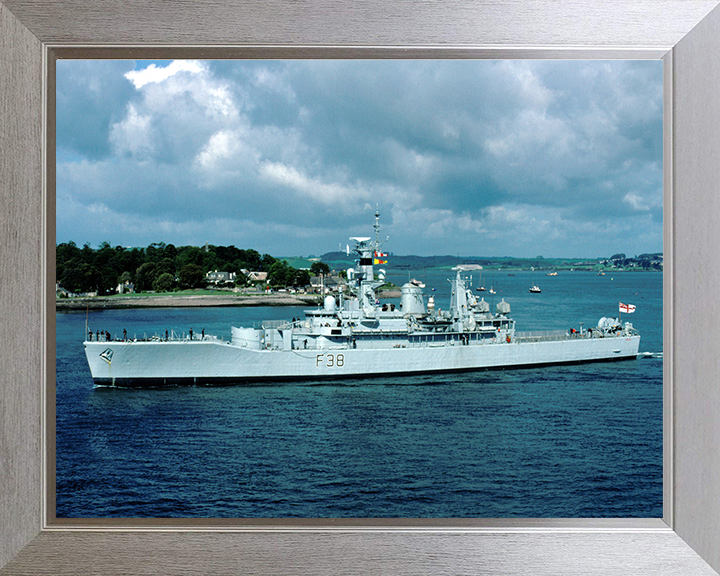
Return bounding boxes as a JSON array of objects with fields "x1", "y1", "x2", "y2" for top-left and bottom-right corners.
[{"x1": 2, "y1": 1, "x2": 720, "y2": 574}]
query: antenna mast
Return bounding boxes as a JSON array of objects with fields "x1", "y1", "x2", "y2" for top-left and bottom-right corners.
[
  {"x1": 374, "y1": 204, "x2": 380, "y2": 249},
  {"x1": 372, "y1": 204, "x2": 388, "y2": 251}
]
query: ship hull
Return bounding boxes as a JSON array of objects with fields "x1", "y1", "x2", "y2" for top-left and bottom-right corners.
[{"x1": 84, "y1": 335, "x2": 641, "y2": 387}]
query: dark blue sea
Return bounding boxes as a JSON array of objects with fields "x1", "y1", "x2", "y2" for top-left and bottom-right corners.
[{"x1": 55, "y1": 270, "x2": 663, "y2": 518}]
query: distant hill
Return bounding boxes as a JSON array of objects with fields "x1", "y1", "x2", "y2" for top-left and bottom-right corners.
[{"x1": 315, "y1": 251, "x2": 662, "y2": 272}]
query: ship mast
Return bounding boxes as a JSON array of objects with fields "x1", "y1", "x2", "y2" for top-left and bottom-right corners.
[
  {"x1": 373, "y1": 204, "x2": 380, "y2": 251},
  {"x1": 348, "y1": 207, "x2": 388, "y2": 315}
]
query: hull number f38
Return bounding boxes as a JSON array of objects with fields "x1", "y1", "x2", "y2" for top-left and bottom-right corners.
[{"x1": 316, "y1": 353, "x2": 344, "y2": 368}]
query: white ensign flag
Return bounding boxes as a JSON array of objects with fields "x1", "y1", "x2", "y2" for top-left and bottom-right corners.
[{"x1": 619, "y1": 302, "x2": 636, "y2": 314}]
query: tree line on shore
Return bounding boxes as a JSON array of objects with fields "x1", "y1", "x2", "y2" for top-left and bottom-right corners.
[{"x1": 56, "y1": 241, "x2": 330, "y2": 296}]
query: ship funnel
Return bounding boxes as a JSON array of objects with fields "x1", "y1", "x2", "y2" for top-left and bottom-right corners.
[
  {"x1": 496, "y1": 299, "x2": 511, "y2": 315},
  {"x1": 401, "y1": 282, "x2": 425, "y2": 315}
]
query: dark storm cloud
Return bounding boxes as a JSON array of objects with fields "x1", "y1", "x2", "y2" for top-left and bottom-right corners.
[
  {"x1": 56, "y1": 60, "x2": 137, "y2": 160},
  {"x1": 56, "y1": 59, "x2": 663, "y2": 257}
]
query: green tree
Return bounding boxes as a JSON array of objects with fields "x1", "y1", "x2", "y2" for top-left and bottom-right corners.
[
  {"x1": 117, "y1": 247, "x2": 144, "y2": 279},
  {"x1": 156, "y1": 258, "x2": 175, "y2": 277},
  {"x1": 61, "y1": 261, "x2": 99, "y2": 293},
  {"x1": 153, "y1": 272, "x2": 176, "y2": 292},
  {"x1": 238, "y1": 249, "x2": 262, "y2": 271},
  {"x1": 163, "y1": 243, "x2": 177, "y2": 261},
  {"x1": 56, "y1": 241, "x2": 326, "y2": 295},
  {"x1": 146, "y1": 242, "x2": 166, "y2": 263},
  {"x1": 178, "y1": 263, "x2": 204, "y2": 289},
  {"x1": 260, "y1": 253, "x2": 277, "y2": 271},
  {"x1": 201, "y1": 251, "x2": 219, "y2": 273},
  {"x1": 268, "y1": 260, "x2": 297, "y2": 287},
  {"x1": 134, "y1": 262, "x2": 157, "y2": 292},
  {"x1": 56, "y1": 241, "x2": 81, "y2": 273},
  {"x1": 176, "y1": 245, "x2": 204, "y2": 269},
  {"x1": 295, "y1": 269, "x2": 311, "y2": 287},
  {"x1": 311, "y1": 261, "x2": 330, "y2": 276},
  {"x1": 98, "y1": 266, "x2": 118, "y2": 294}
]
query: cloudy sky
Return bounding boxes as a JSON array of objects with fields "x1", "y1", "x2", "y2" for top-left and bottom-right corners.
[{"x1": 56, "y1": 59, "x2": 663, "y2": 258}]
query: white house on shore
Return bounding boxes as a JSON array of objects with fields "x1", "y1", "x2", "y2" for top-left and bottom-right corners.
[
  {"x1": 116, "y1": 280, "x2": 135, "y2": 294},
  {"x1": 309, "y1": 275, "x2": 346, "y2": 294},
  {"x1": 242, "y1": 270, "x2": 268, "y2": 282},
  {"x1": 205, "y1": 270, "x2": 237, "y2": 284}
]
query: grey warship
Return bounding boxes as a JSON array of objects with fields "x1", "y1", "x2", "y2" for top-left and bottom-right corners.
[{"x1": 84, "y1": 210, "x2": 640, "y2": 386}]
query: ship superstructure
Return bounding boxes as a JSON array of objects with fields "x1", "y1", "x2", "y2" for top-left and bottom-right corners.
[{"x1": 84, "y1": 209, "x2": 640, "y2": 386}]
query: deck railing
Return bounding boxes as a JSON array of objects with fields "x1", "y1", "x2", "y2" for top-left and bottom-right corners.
[
  {"x1": 514, "y1": 330, "x2": 574, "y2": 343},
  {"x1": 514, "y1": 329, "x2": 625, "y2": 343},
  {"x1": 261, "y1": 320, "x2": 293, "y2": 330}
]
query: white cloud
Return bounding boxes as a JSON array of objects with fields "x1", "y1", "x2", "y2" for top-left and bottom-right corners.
[
  {"x1": 623, "y1": 191, "x2": 661, "y2": 212},
  {"x1": 252, "y1": 66, "x2": 296, "y2": 101},
  {"x1": 137, "y1": 65, "x2": 239, "y2": 125},
  {"x1": 86, "y1": 203, "x2": 111, "y2": 214},
  {"x1": 197, "y1": 130, "x2": 241, "y2": 168},
  {"x1": 259, "y1": 161, "x2": 359, "y2": 205},
  {"x1": 501, "y1": 61, "x2": 554, "y2": 110},
  {"x1": 108, "y1": 104, "x2": 154, "y2": 158},
  {"x1": 125, "y1": 60, "x2": 204, "y2": 89}
]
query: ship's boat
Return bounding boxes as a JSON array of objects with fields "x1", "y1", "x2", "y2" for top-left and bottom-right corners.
[{"x1": 83, "y1": 209, "x2": 641, "y2": 387}]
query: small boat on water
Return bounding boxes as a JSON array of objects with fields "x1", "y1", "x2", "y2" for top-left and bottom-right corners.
[
  {"x1": 546, "y1": 272, "x2": 557, "y2": 276},
  {"x1": 529, "y1": 285, "x2": 541, "y2": 293},
  {"x1": 476, "y1": 287, "x2": 486, "y2": 292}
]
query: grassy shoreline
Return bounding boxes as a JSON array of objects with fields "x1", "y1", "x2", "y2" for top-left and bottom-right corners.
[{"x1": 56, "y1": 292, "x2": 322, "y2": 310}]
